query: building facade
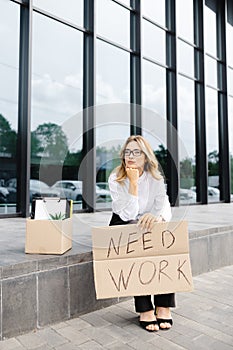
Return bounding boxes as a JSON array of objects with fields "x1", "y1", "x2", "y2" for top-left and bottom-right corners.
[{"x1": 0, "y1": 0, "x2": 232, "y2": 218}]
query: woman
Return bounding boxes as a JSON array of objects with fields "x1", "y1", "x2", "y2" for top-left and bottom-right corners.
[{"x1": 108, "y1": 135, "x2": 175, "y2": 332}]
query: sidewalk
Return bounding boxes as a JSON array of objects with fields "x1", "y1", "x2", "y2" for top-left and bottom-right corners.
[{"x1": 0, "y1": 265, "x2": 233, "y2": 350}]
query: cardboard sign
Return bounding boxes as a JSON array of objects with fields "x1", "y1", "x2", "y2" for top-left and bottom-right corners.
[{"x1": 92, "y1": 221, "x2": 193, "y2": 299}]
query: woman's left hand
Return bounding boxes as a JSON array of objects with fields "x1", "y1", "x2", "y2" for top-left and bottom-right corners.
[{"x1": 137, "y1": 213, "x2": 163, "y2": 230}]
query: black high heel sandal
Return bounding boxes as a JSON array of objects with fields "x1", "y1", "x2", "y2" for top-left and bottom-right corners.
[
  {"x1": 139, "y1": 320, "x2": 159, "y2": 332},
  {"x1": 156, "y1": 318, "x2": 173, "y2": 330}
]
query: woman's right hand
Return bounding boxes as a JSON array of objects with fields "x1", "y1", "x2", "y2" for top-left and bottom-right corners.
[{"x1": 126, "y1": 167, "x2": 139, "y2": 184}]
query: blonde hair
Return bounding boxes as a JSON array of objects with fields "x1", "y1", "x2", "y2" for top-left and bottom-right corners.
[{"x1": 115, "y1": 135, "x2": 163, "y2": 183}]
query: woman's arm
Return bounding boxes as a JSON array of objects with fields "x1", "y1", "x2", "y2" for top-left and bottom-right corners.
[
  {"x1": 151, "y1": 179, "x2": 172, "y2": 221},
  {"x1": 137, "y1": 178, "x2": 171, "y2": 230},
  {"x1": 108, "y1": 172, "x2": 139, "y2": 221}
]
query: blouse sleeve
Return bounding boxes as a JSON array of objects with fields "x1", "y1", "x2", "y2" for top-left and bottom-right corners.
[
  {"x1": 152, "y1": 179, "x2": 172, "y2": 222},
  {"x1": 108, "y1": 173, "x2": 139, "y2": 221}
]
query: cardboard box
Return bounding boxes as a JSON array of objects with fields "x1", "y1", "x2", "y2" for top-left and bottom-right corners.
[
  {"x1": 25, "y1": 218, "x2": 72, "y2": 255},
  {"x1": 92, "y1": 221, "x2": 193, "y2": 299}
]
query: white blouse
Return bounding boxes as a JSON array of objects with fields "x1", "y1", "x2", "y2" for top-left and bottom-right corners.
[{"x1": 108, "y1": 171, "x2": 172, "y2": 222}]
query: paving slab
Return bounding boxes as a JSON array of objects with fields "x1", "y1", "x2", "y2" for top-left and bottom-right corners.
[{"x1": 0, "y1": 264, "x2": 232, "y2": 349}]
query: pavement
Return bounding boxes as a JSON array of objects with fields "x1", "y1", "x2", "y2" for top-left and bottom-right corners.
[{"x1": 0, "y1": 264, "x2": 233, "y2": 350}]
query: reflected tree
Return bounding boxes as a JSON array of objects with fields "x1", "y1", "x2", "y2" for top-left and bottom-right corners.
[
  {"x1": 31, "y1": 122, "x2": 68, "y2": 160},
  {"x1": 208, "y1": 150, "x2": 219, "y2": 176},
  {"x1": 0, "y1": 114, "x2": 17, "y2": 157},
  {"x1": 155, "y1": 144, "x2": 168, "y2": 178}
]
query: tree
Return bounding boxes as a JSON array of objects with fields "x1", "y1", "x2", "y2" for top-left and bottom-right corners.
[
  {"x1": 0, "y1": 114, "x2": 17, "y2": 156},
  {"x1": 32, "y1": 122, "x2": 68, "y2": 160}
]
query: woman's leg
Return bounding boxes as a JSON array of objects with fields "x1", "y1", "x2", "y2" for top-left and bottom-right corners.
[
  {"x1": 154, "y1": 293, "x2": 175, "y2": 329},
  {"x1": 134, "y1": 296, "x2": 159, "y2": 331},
  {"x1": 134, "y1": 295, "x2": 154, "y2": 313},
  {"x1": 109, "y1": 214, "x2": 158, "y2": 331}
]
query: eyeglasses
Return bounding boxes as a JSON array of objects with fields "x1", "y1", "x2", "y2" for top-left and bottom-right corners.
[{"x1": 124, "y1": 149, "x2": 143, "y2": 157}]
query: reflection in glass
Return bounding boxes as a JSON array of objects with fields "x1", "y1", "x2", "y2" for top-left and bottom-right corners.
[
  {"x1": 204, "y1": 2, "x2": 217, "y2": 57},
  {"x1": 205, "y1": 55, "x2": 217, "y2": 88},
  {"x1": 96, "y1": 41, "x2": 130, "y2": 208},
  {"x1": 33, "y1": 0, "x2": 83, "y2": 27},
  {"x1": 31, "y1": 13, "x2": 83, "y2": 208},
  {"x1": 96, "y1": 40, "x2": 130, "y2": 105},
  {"x1": 0, "y1": 0, "x2": 19, "y2": 214},
  {"x1": 95, "y1": 106, "x2": 130, "y2": 209},
  {"x1": 176, "y1": 0, "x2": 194, "y2": 42},
  {"x1": 206, "y1": 88, "x2": 220, "y2": 201},
  {"x1": 142, "y1": 60, "x2": 166, "y2": 118},
  {"x1": 141, "y1": 0, "x2": 166, "y2": 27},
  {"x1": 142, "y1": 60, "x2": 167, "y2": 180},
  {"x1": 228, "y1": 67, "x2": 233, "y2": 95},
  {"x1": 177, "y1": 40, "x2": 194, "y2": 78},
  {"x1": 227, "y1": 23, "x2": 233, "y2": 67},
  {"x1": 228, "y1": 97, "x2": 233, "y2": 197},
  {"x1": 142, "y1": 20, "x2": 166, "y2": 65},
  {"x1": 97, "y1": 0, "x2": 130, "y2": 48},
  {"x1": 177, "y1": 76, "x2": 196, "y2": 203}
]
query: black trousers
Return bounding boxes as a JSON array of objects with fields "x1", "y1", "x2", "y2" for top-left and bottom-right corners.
[{"x1": 109, "y1": 213, "x2": 176, "y2": 313}]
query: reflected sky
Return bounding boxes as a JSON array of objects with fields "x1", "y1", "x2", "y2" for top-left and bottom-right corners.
[
  {"x1": 176, "y1": 0, "x2": 194, "y2": 42},
  {"x1": 33, "y1": 0, "x2": 83, "y2": 27},
  {"x1": 31, "y1": 11, "x2": 83, "y2": 147},
  {"x1": 229, "y1": 97, "x2": 233, "y2": 155},
  {"x1": 0, "y1": 0, "x2": 19, "y2": 130},
  {"x1": 204, "y1": 4, "x2": 217, "y2": 57}
]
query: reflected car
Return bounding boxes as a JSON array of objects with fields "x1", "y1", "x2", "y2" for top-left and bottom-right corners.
[
  {"x1": 5, "y1": 178, "x2": 59, "y2": 202},
  {"x1": 5, "y1": 178, "x2": 17, "y2": 203},
  {"x1": 51, "y1": 180, "x2": 112, "y2": 202},
  {"x1": 179, "y1": 188, "x2": 196, "y2": 204},
  {"x1": 0, "y1": 185, "x2": 9, "y2": 203},
  {"x1": 51, "y1": 180, "x2": 83, "y2": 202},
  {"x1": 190, "y1": 186, "x2": 220, "y2": 202},
  {"x1": 30, "y1": 179, "x2": 59, "y2": 201},
  {"x1": 96, "y1": 184, "x2": 111, "y2": 202},
  {"x1": 96, "y1": 182, "x2": 110, "y2": 191}
]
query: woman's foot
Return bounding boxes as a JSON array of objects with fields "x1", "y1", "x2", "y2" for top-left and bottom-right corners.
[
  {"x1": 139, "y1": 310, "x2": 159, "y2": 332},
  {"x1": 156, "y1": 307, "x2": 173, "y2": 330}
]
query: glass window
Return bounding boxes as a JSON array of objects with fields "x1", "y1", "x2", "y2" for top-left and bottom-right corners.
[
  {"x1": 0, "y1": 0, "x2": 19, "y2": 214},
  {"x1": 206, "y1": 88, "x2": 220, "y2": 201},
  {"x1": 141, "y1": 0, "x2": 166, "y2": 27},
  {"x1": 142, "y1": 60, "x2": 166, "y2": 118},
  {"x1": 96, "y1": 40, "x2": 130, "y2": 105},
  {"x1": 205, "y1": 55, "x2": 217, "y2": 89},
  {"x1": 142, "y1": 20, "x2": 166, "y2": 65},
  {"x1": 177, "y1": 76, "x2": 196, "y2": 204},
  {"x1": 227, "y1": 0, "x2": 233, "y2": 66},
  {"x1": 120, "y1": 0, "x2": 130, "y2": 7},
  {"x1": 228, "y1": 67, "x2": 233, "y2": 96},
  {"x1": 142, "y1": 60, "x2": 167, "y2": 180},
  {"x1": 33, "y1": 0, "x2": 83, "y2": 27},
  {"x1": 177, "y1": 40, "x2": 194, "y2": 78},
  {"x1": 228, "y1": 97, "x2": 233, "y2": 199},
  {"x1": 176, "y1": 0, "x2": 194, "y2": 43},
  {"x1": 227, "y1": 23, "x2": 233, "y2": 67},
  {"x1": 31, "y1": 13, "x2": 83, "y2": 209},
  {"x1": 97, "y1": 0, "x2": 130, "y2": 48},
  {"x1": 204, "y1": 1, "x2": 217, "y2": 57},
  {"x1": 96, "y1": 41, "x2": 130, "y2": 208}
]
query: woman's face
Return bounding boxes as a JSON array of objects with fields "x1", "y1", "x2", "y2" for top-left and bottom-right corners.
[{"x1": 124, "y1": 140, "x2": 146, "y2": 175}]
